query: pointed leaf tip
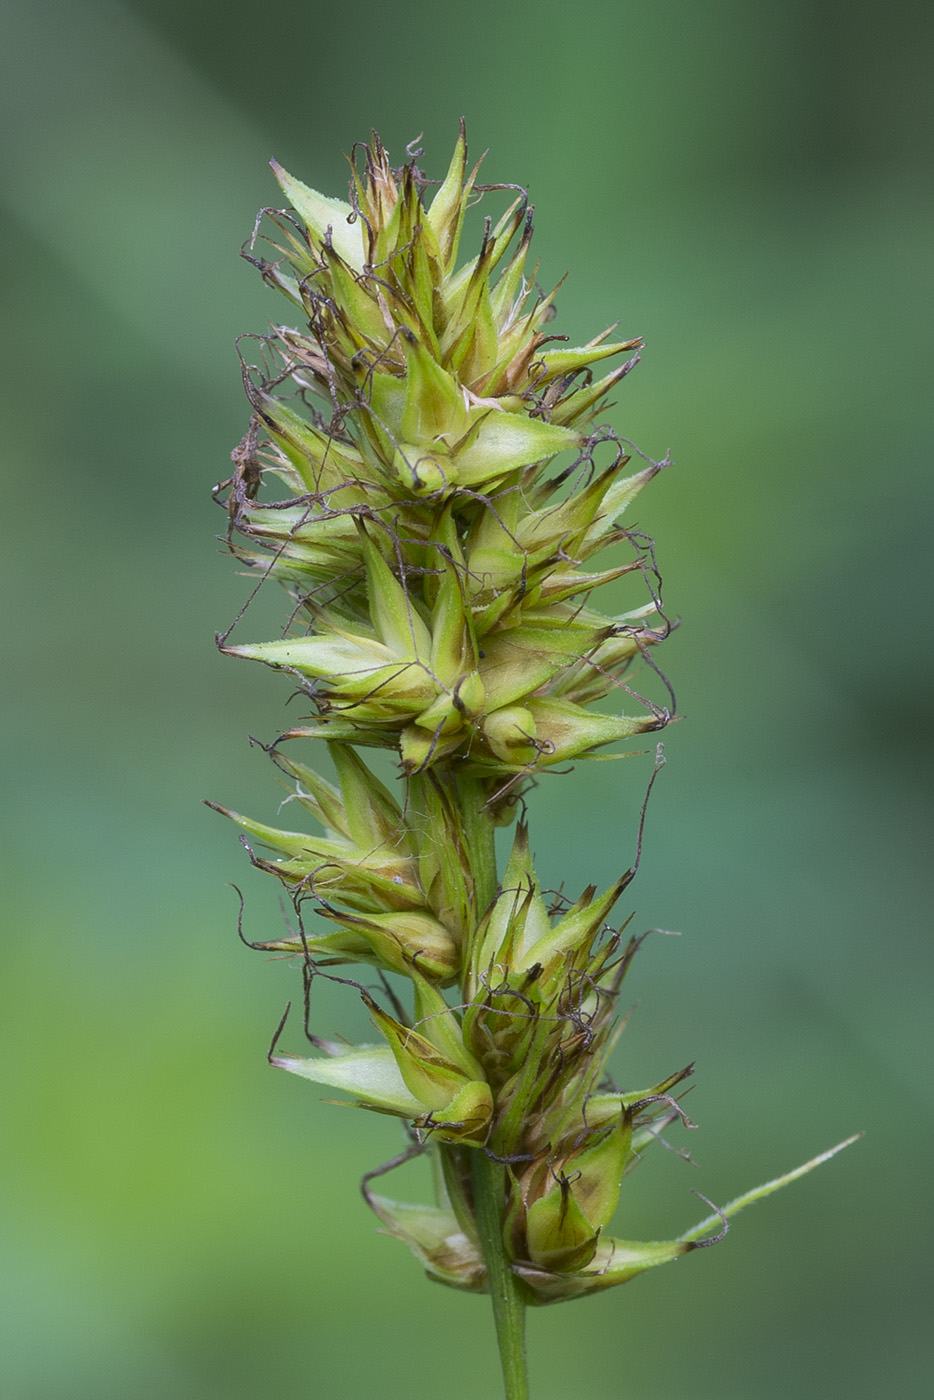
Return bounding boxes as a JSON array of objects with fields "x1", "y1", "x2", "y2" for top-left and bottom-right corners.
[
  {"x1": 269, "y1": 159, "x2": 365, "y2": 270},
  {"x1": 679, "y1": 1133, "x2": 863, "y2": 1245}
]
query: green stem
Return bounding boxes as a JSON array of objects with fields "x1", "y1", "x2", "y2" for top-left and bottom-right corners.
[
  {"x1": 449, "y1": 768, "x2": 530, "y2": 1397},
  {"x1": 455, "y1": 770, "x2": 499, "y2": 914},
  {"x1": 472, "y1": 1150, "x2": 530, "y2": 1400}
]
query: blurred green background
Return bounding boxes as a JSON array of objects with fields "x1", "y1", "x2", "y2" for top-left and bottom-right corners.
[{"x1": 1, "y1": 1, "x2": 931, "y2": 1396}]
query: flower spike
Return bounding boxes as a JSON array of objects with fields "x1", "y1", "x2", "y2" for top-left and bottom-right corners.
[{"x1": 215, "y1": 127, "x2": 858, "y2": 1394}]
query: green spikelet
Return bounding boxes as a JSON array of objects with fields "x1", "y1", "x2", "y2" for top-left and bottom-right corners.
[{"x1": 215, "y1": 128, "x2": 858, "y2": 1396}]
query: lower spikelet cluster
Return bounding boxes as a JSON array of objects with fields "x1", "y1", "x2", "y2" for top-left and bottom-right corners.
[{"x1": 214, "y1": 128, "x2": 854, "y2": 1309}]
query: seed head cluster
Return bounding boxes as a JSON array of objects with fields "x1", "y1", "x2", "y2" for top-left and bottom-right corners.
[{"x1": 214, "y1": 128, "x2": 854, "y2": 1307}]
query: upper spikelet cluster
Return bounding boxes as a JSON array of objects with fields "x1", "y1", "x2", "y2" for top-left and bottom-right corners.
[{"x1": 218, "y1": 123, "x2": 670, "y2": 781}]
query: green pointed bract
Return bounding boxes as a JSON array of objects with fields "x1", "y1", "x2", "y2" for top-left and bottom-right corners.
[
  {"x1": 319, "y1": 907, "x2": 460, "y2": 983},
  {"x1": 271, "y1": 1044, "x2": 424, "y2": 1117},
  {"x1": 525, "y1": 1175, "x2": 601, "y2": 1272},
  {"x1": 430, "y1": 1079, "x2": 495, "y2": 1146},
  {"x1": 207, "y1": 799, "x2": 425, "y2": 913},
  {"x1": 478, "y1": 623, "x2": 609, "y2": 712},
  {"x1": 412, "y1": 972, "x2": 485, "y2": 1080},
  {"x1": 253, "y1": 393, "x2": 366, "y2": 493},
  {"x1": 450, "y1": 411, "x2": 582, "y2": 489},
  {"x1": 425, "y1": 121, "x2": 470, "y2": 270},
  {"x1": 364, "y1": 1003, "x2": 465, "y2": 1108},
  {"x1": 511, "y1": 459, "x2": 628, "y2": 556},
  {"x1": 270, "y1": 158, "x2": 365, "y2": 270},
  {"x1": 223, "y1": 632, "x2": 392, "y2": 677},
  {"x1": 367, "y1": 1194, "x2": 485, "y2": 1291},
  {"x1": 223, "y1": 631, "x2": 439, "y2": 723},
  {"x1": 269, "y1": 751, "x2": 351, "y2": 838},
  {"x1": 482, "y1": 705, "x2": 538, "y2": 765},
  {"x1": 516, "y1": 1237, "x2": 693, "y2": 1304},
  {"x1": 559, "y1": 1110, "x2": 634, "y2": 1232},
  {"x1": 399, "y1": 723, "x2": 465, "y2": 775},
  {"x1": 535, "y1": 337, "x2": 642, "y2": 380},
  {"x1": 319, "y1": 242, "x2": 388, "y2": 347},
  {"x1": 401, "y1": 331, "x2": 468, "y2": 445},
  {"x1": 587, "y1": 460, "x2": 665, "y2": 537},
  {"x1": 219, "y1": 129, "x2": 857, "y2": 1362},
  {"x1": 467, "y1": 821, "x2": 551, "y2": 986},
  {"x1": 428, "y1": 555, "x2": 480, "y2": 685},
  {"x1": 583, "y1": 1064, "x2": 697, "y2": 1130},
  {"x1": 360, "y1": 526, "x2": 432, "y2": 661},
  {"x1": 516, "y1": 874, "x2": 629, "y2": 975},
  {"x1": 408, "y1": 772, "x2": 474, "y2": 942},
  {"x1": 251, "y1": 924, "x2": 373, "y2": 960},
  {"x1": 521, "y1": 697, "x2": 663, "y2": 766},
  {"x1": 677, "y1": 1135, "x2": 863, "y2": 1245},
  {"x1": 364, "y1": 997, "x2": 492, "y2": 1143},
  {"x1": 327, "y1": 743, "x2": 410, "y2": 853}
]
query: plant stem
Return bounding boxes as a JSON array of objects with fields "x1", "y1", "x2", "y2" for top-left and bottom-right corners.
[
  {"x1": 456, "y1": 770, "x2": 499, "y2": 914},
  {"x1": 472, "y1": 1150, "x2": 530, "y2": 1400},
  {"x1": 451, "y1": 769, "x2": 530, "y2": 1397}
]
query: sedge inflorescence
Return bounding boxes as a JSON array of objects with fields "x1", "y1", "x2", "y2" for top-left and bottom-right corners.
[{"x1": 212, "y1": 127, "x2": 854, "y2": 1312}]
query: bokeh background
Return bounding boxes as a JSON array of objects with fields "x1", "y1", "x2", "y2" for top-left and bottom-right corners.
[{"x1": 2, "y1": 2, "x2": 932, "y2": 1397}]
